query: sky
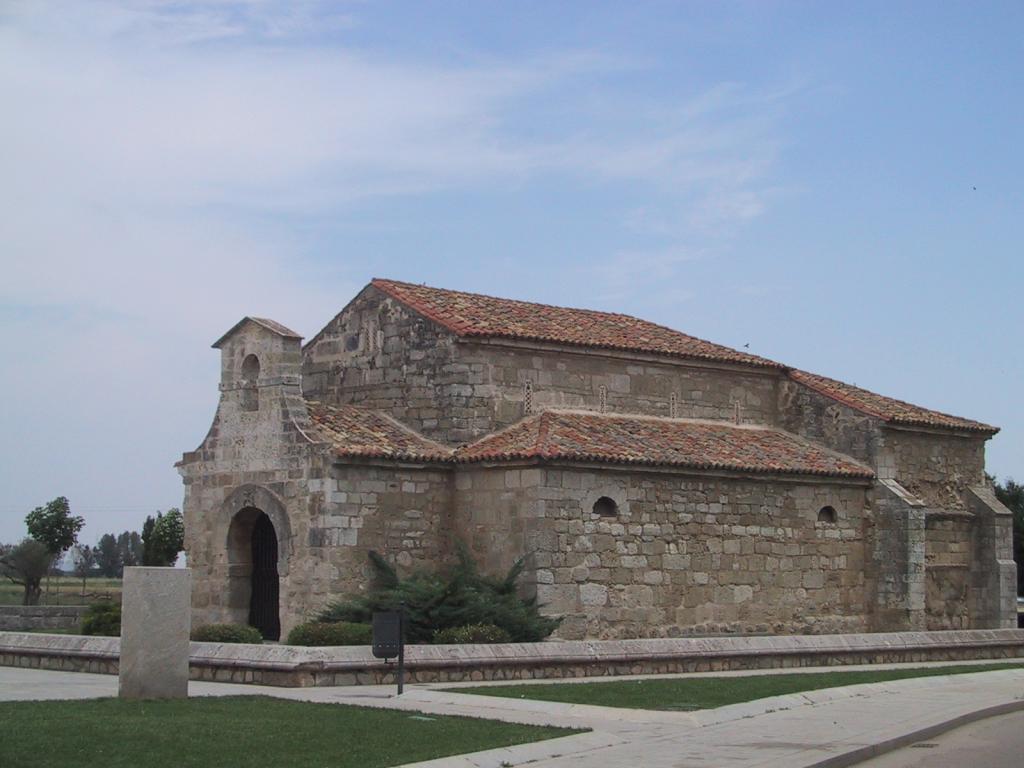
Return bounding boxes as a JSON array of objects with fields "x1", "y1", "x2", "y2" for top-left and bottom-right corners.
[{"x1": 1, "y1": 0, "x2": 1021, "y2": 545}]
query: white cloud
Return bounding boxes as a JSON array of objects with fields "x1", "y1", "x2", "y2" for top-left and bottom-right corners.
[{"x1": 0, "y1": 0, "x2": 791, "y2": 541}]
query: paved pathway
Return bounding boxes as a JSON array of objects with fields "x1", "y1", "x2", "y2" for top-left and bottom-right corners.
[
  {"x1": 854, "y1": 710, "x2": 1024, "y2": 768},
  {"x1": 2, "y1": 664, "x2": 1024, "y2": 767}
]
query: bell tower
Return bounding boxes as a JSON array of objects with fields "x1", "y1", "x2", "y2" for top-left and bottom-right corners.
[{"x1": 211, "y1": 317, "x2": 303, "y2": 414}]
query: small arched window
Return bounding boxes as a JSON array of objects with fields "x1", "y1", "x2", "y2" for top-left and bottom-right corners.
[
  {"x1": 241, "y1": 354, "x2": 260, "y2": 411},
  {"x1": 817, "y1": 505, "x2": 837, "y2": 524},
  {"x1": 593, "y1": 496, "x2": 618, "y2": 517}
]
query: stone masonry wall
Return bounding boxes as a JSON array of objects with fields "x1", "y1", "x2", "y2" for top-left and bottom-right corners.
[
  {"x1": 302, "y1": 286, "x2": 492, "y2": 445},
  {"x1": 303, "y1": 285, "x2": 784, "y2": 445},
  {"x1": 464, "y1": 342, "x2": 781, "y2": 434},
  {"x1": 878, "y1": 429, "x2": 986, "y2": 511},
  {"x1": 455, "y1": 465, "x2": 872, "y2": 640},
  {"x1": 778, "y1": 378, "x2": 882, "y2": 465},
  {"x1": 305, "y1": 464, "x2": 453, "y2": 609},
  {"x1": 183, "y1": 320, "x2": 452, "y2": 637},
  {"x1": 0, "y1": 606, "x2": 90, "y2": 632},
  {"x1": 925, "y1": 513, "x2": 974, "y2": 630}
]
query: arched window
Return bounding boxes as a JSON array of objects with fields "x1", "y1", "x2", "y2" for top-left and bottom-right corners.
[
  {"x1": 241, "y1": 354, "x2": 260, "y2": 411},
  {"x1": 593, "y1": 496, "x2": 618, "y2": 517},
  {"x1": 817, "y1": 505, "x2": 837, "y2": 524}
]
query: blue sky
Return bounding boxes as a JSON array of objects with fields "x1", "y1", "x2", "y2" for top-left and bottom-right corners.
[{"x1": 1, "y1": 1, "x2": 1021, "y2": 544}]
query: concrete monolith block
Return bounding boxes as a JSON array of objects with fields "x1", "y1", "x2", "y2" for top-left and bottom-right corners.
[{"x1": 119, "y1": 567, "x2": 191, "y2": 699}]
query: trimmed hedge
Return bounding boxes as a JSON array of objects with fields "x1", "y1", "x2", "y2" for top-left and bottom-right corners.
[
  {"x1": 191, "y1": 624, "x2": 264, "y2": 644},
  {"x1": 286, "y1": 621, "x2": 372, "y2": 647},
  {"x1": 432, "y1": 623, "x2": 511, "y2": 645},
  {"x1": 80, "y1": 602, "x2": 121, "y2": 637}
]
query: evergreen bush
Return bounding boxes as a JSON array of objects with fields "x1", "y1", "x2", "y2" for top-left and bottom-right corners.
[
  {"x1": 286, "y1": 621, "x2": 372, "y2": 646},
  {"x1": 191, "y1": 623, "x2": 264, "y2": 644},
  {"x1": 432, "y1": 623, "x2": 512, "y2": 644},
  {"x1": 316, "y1": 543, "x2": 560, "y2": 643},
  {"x1": 80, "y1": 601, "x2": 120, "y2": 636}
]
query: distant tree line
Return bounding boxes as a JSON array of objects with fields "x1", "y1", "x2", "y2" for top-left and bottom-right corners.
[{"x1": 0, "y1": 497, "x2": 184, "y2": 605}]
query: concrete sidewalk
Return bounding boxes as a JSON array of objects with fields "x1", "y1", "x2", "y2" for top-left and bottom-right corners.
[{"x1": 2, "y1": 665, "x2": 1024, "y2": 767}]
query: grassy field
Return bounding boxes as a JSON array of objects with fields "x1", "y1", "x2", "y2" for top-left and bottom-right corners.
[
  {"x1": 0, "y1": 576, "x2": 122, "y2": 606},
  {"x1": 449, "y1": 662, "x2": 1024, "y2": 711},
  {"x1": 0, "y1": 696, "x2": 582, "y2": 768}
]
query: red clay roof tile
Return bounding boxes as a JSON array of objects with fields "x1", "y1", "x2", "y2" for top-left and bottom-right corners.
[
  {"x1": 372, "y1": 278, "x2": 782, "y2": 369},
  {"x1": 306, "y1": 401, "x2": 453, "y2": 462},
  {"x1": 456, "y1": 410, "x2": 875, "y2": 479},
  {"x1": 789, "y1": 370, "x2": 998, "y2": 435}
]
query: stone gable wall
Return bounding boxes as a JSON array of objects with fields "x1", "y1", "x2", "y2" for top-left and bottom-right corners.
[
  {"x1": 455, "y1": 465, "x2": 871, "y2": 640},
  {"x1": 778, "y1": 378, "x2": 882, "y2": 464},
  {"x1": 302, "y1": 287, "x2": 492, "y2": 444}
]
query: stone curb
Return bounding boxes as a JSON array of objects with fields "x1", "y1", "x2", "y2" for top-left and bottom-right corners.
[{"x1": 3, "y1": 628, "x2": 1024, "y2": 687}]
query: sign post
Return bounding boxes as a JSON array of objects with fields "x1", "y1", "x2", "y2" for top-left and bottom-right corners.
[{"x1": 372, "y1": 607, "x2": 405, "y2": 695}]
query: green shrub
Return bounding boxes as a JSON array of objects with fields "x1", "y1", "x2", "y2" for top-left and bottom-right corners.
[
  {"x1": 191, "y1": 624, "x2": 264, "y2": 644},
  {"x1": 81, "y1": 601, "x2": 120, "y2": 636},
  {"x1": 432, "y1": 623, "x2": 512, "y2": 645},
  {"x1": 317, "y1": 542, "x2": 560, "y2": 643},
  {"x1": 286, "y1": 621, "x2": 372, "y2": 646}
]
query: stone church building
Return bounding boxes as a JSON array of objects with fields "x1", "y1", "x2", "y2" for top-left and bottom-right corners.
[{"x1": 179, "y1": 279, "x2": 1016, "y2": 640}]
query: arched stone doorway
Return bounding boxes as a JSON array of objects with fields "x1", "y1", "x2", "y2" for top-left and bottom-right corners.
[{"x1": 227, "y1": 507, "x2": 281, "y2": 640}]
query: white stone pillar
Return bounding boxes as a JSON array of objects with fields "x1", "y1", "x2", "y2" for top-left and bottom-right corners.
[{"x1": 119, "y1": 567, "x2": 191, "y2": 699}]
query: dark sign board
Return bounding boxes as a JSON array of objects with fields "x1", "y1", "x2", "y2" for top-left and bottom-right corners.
[{"x1": 372, "y1": 611, "x2": 403, "y2": 660}]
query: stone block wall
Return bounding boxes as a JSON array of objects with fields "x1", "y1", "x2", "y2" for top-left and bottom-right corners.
[
  {"x1": 878, "y1": 429, "x2": 986, "y2": 511},
  {"x1": 0, "y1": 606, "x2": 89, "y2": 632},
  {"x1": 303, "y1": 285, "x2": 783, "y2": 446},
  {"x1": 305, "y1": 464, "x2": 453, "y2": 604},
  {"x1": 466, "y1": 342, "x2": 781, "y2": 434},
  {"x1": 925, "y1": 514, "x2": 974, "y2": 630},
  {"x1": 456, "y1": 465, "x2": 873, "y2": 640},
  {"x1": 778, "y1": 378, "x2": 882, "y2": 465},
  {"x1": 302, "y1": 287, "x2": 493, "y2": 445}
]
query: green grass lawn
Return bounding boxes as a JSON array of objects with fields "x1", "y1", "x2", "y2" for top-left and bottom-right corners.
[
  {"x1": 448, "y1": 662, "x2": 1024, "y2": 711},
  {"x1": 1, "y1": 696, "x2": 582, "y2": 768},
  {"x1": 0, "y1": 576, "x2": 121, "y2": 606}
]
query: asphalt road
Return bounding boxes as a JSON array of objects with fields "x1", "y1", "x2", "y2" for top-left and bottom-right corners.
[{"x1": 856, "y1": 710, "x2": 1024, "y2": 768}]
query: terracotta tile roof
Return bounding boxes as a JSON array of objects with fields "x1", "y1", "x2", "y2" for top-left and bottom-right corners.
[
  {"x1": 789, "y1": 371, "x2": 998, "y2": 435},
  {"x1": 305, "y1": 401, "x2": 453, "y2": 462},
  {"x1": 456, "y1": 410, "x2": 874, "y2": 479},
  {"x1": 372, "y1": 278, "x2": 782, "y2": 369}
]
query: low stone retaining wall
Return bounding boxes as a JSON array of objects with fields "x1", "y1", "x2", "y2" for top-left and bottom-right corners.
[
  {"x1": 2, "y1": 629, "x2": 1023, "y2": 687},
  {"x1": 0, "y1": 606, "x2": 89, "y2": 632}
]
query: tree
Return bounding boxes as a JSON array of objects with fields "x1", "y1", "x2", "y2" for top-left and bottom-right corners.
[
  {"x1": 141, "y1": 509, "x2": 185, "y2": 566},
  {"x1": 25, "y1": 497, "x2": 84, "y2": 556},
  {"x1": 0, "y1": 539, "x2": 53, "y2": 605},
  {"x1": 116, "y1": 531, "x2": 143, "y2": 576},
  {"x1": 95, "y1": 533, "x2": 120, "y2": 578},
  {"x1": 73, "y1": 545, "x2": 96, "y2": 595},
  {"x1": 991, "y1": 476, "x2": 1023, "y2": 595}
]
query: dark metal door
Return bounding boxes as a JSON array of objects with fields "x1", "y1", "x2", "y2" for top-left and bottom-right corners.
[{"x1": 249, "y1": 513, "x2": 280, "y2": 640}]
